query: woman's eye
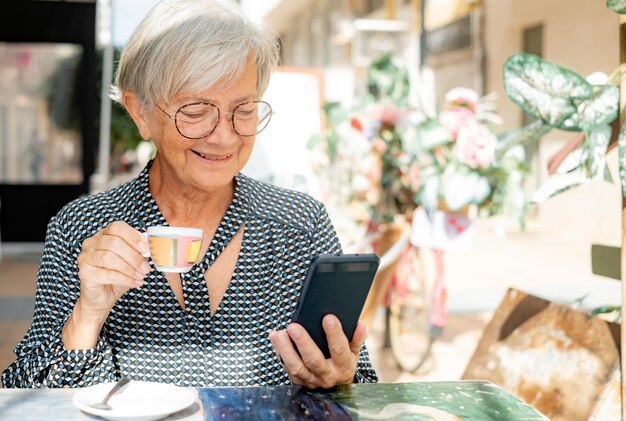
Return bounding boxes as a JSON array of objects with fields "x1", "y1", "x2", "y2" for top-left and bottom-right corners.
[
  {"x1": 181, "y1": 112, "x2": 206, "y2": 119},
  {"x1": 235, "y1": 109, "x2": 255, "y2": 118}
]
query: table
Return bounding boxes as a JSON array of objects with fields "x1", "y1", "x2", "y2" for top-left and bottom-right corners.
[{"x1": 0, "y1": 380, "x2": 548, "y2": 420}]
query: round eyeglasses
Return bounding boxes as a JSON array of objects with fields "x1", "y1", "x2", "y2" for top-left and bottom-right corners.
[{"x1": 155, "y1": 100, "x2": 273, "y2": 139}]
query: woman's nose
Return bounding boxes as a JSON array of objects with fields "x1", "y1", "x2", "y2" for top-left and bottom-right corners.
[{"x1": 208, "y1": 111, "x2": 237, "y2": 138}]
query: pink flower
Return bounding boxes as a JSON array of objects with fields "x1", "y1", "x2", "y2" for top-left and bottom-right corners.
[
  {"x1": 439, "y1": 106, "x2": 476, "y2": 140},
  {"x1": 372, "y1": 139, "x2": 387, "y2": 154},
  {"x1": 372, "y1": 104, "x2": 406, "y2": 126},
  {"x1": 455, "y1": 123, "x2": 497, "y2": 169},
  {"x1": 444, "y1": 87, "x2": 479, "y2": 111}
]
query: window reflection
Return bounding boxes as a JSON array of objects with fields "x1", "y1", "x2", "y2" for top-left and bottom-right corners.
[{"x1": 0, "y1": 43, "x2": 83, "y2": 184}]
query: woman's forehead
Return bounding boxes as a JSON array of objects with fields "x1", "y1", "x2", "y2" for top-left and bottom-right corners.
[{"x1": 169, "y1": 61, "x2": 258, "y2": 106}]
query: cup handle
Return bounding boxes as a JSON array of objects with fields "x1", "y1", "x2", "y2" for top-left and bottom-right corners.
[{"x1": 141, "y1": 232, "x2": 150, "y2": 258}]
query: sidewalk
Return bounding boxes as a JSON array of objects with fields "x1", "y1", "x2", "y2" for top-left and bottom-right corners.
[
  {"x1": 366, "y1": 213, "x2": 621, "y2": 383},
  {"x1": 0, "y1": 254, "x2": 38, "y2": 374}
]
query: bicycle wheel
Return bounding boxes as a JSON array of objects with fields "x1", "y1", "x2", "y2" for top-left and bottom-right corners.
[{"x1": 388, "y1": 245, "x2": 433, "y2": 373}]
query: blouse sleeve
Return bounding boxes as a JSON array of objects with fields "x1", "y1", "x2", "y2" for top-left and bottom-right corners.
[
  {"x1": 309, "y1": 202, "x2": 379, "y2": 384},
  {"x1": 1, "y1": 213, "x2": 117, "y2": 388}
]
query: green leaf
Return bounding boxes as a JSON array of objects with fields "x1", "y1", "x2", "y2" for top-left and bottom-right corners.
[
  {"x1": 367, "y1": 53, "x2": 410, "y2": 105},
  {"x1": 559, "y1": 85, "x2": 619, "y2": 131},
  {"x1": 405, "y1": 119, "x2": 451, "y2": 154},
  {"x1": 618, "y1": 121, "x2": 626, "y2": 197},
  {"x1": 607, "y1": 0, "x2": 626, "y2": 13},
  {"x1": 555, "y1": 147, "x2": 585, "y2": 174},
  {"x1": 503, "y1": 52, "x2": 593, "y2": 127},
  {"x1": 585, "y1": 125, "x2": 612, "y2": 178},
  {"x1": 322, "y1": 102, "x2": 348, "y2": 127},
  {"x1": 419, "y1": 176, "x2": 441, "y2": 215},
  {"x1": 589, "y1": 306, "x2": 621, "y2": 317},
  {"x1": 496, "y1": 120, "x2": 552, "y2": 158},
  {"x1": 531, "y1": 168, "x2": 588, "y2": 203},
  {"x1": 306, "y1": 133, "x2": 322, "y2": 150},
  {"x1": 604, "y1": 164, "x2": 614, "y2": 183}
]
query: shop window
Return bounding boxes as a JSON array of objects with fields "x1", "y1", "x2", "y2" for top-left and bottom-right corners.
[{"x1": 0, "y1": 43, "x2": 83, "y2": 184}]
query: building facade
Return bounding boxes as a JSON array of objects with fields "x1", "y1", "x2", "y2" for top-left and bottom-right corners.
[{"x1": 243, "y1": 0, "x2": 621, "y2": 248}]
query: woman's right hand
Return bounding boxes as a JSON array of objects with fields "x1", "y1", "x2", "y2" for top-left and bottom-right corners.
[{"x1": 63, "y1": 221, "x2": 150, "y2": 349}]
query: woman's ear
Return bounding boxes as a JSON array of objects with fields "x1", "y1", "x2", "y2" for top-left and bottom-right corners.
[{"x1": 122, "y1": 92, "x2": 152, "y2": 140}]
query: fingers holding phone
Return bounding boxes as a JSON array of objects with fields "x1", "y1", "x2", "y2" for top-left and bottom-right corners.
[
  {"x1": 269, "y1": 325, "x2": 328, "y2": 389},
  {"x1": 269, "y1": 315, "x2": 367, "y2": 389}
]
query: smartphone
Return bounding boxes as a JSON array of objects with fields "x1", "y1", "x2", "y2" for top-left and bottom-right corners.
[{"x1": 291, "y1": 253, "x2": 380, "y2": 358}]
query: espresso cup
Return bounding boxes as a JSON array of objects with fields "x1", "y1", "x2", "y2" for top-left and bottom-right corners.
[{"x1": 144, "y1": 226, "x2": 204, "y2": 273}]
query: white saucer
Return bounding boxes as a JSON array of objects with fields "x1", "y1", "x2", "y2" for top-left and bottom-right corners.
[{"x1": 73, "y1": 380, "x2": 198, "y2": 421}]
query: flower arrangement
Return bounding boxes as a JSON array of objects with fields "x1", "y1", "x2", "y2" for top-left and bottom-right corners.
[
  {"x1": 406, "y1": 87, "x2": 529, "y2": 225},
  {"x1": 309, "y1": 54, "x2": 530, "y2": 233}
]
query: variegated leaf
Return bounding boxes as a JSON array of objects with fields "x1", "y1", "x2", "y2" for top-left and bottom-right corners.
[
  {"x1": 555, "y1": 147, "x2": 585, "y2": 175},
  {"x1": 531, "y1": 168, "x2": 588, "y2": 204},
  {"x1": 496, "y1": 120, "x2": 551, "y2": 158},
  {"x1": 618, "y1": 121, "x2": 626, "y2": 197},
  {"x1": 585, "y1": 125, "x2": 612, "y2": 178},
  {"x1": 607, "y1": 0, "x2": 626, "y2": 13},
  {"x1": 559, "y1": 85, "x2": 619, "y2": 131},
  {"x1": 419, "y1": 175, "x2": 441, "y2": 215},
  {"x1": 503, "y1": 52, "x2": 593, "y2": 127}
]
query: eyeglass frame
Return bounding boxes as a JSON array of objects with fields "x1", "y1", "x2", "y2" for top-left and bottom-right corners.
[{"x1": 154, "y1": 100, "x2": 273, "y2": 139}]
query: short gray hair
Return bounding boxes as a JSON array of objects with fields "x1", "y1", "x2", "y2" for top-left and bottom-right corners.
[{"x1": 110, "y1": 0, "x2": 280, "y2": 108}]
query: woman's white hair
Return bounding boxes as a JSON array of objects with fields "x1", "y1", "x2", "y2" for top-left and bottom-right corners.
[{"x1": 110, "y1": 0, "x2": 280, "y2": 108}]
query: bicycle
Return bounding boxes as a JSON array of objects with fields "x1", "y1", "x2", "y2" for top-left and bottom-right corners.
[{"x1": 348, "y1": 215, "x2": 449, "y2": 373}]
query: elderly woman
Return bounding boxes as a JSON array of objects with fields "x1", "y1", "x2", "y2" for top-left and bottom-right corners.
[{"x1": 1, "y1": 0, "x2": 378, "y2": 388}]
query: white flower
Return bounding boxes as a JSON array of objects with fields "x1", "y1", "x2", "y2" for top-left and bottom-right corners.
[
  {"x1": 455, "y1": 123, "x2": 497, "y2": 169},
  {"x1": 444, "y1": 87, "x2": 480, "y2": 110}
]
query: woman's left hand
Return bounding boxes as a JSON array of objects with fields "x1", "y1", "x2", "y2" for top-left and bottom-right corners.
[{"x1": 269, "y1": 315, "x2": 366, "y2": 389}]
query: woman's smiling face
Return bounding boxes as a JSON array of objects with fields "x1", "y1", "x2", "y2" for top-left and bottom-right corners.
[{"x1": 130, "y1": 57, "x2": 259, "y2": 194}]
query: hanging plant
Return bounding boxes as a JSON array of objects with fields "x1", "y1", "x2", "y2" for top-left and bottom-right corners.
[{"x1": 503, "y1": 52, "x2": 619, "y2": 202}]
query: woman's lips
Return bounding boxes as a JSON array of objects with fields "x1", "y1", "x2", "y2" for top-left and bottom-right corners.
[{"x1": 191, "y1": 150, "x2": 232, "y2": 161}]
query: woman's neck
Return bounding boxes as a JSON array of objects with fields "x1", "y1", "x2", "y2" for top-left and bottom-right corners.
[{"x1": 147, "y1": 158, "x2": 234, "y2": 229}]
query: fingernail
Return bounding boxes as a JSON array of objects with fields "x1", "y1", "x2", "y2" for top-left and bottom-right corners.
[
  {"x1": 138, "y1": 242, "x2": 148, "y2": 254},
  {"x1": 135, "y1": 271, "x2": 145, "y2": 279},
  {"x1": 141, "y1": 262, "x2": 151, "y2": 273},
  {"x1": 134, "y1": 280, "x2": 144, "y2": 288},
  {"x1": 325, "y1": 316, "x2": 336, "y2": 328}
]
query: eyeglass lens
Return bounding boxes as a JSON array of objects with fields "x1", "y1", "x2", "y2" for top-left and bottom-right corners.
[{"x1": 175, "y1": 101, "x2": 272, "y2": 138}]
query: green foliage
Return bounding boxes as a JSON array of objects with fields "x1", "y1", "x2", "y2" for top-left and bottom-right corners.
[
  {"x1": 607, "y1": 0, "x2": 626, "y2": 13},
  {"x1": 97, "y1": 48, "x2": 143, "y2": 156},
  {"x1": 46, "y1": 47, "x2": 143, "y2": 167},
  {"x1": 367, "y1": 53, "x2": 410, "y2": 106},
  {"x1": 45, "y1": 52, "x2": 82, "y2": 132},
  {"x1": 311, "y1": 53, "x2": 531, "y2": 227}
]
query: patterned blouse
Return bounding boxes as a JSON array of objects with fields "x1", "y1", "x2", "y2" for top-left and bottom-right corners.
[{"x1": 2, "y1": 163, "x2": 378, "y2": 388}]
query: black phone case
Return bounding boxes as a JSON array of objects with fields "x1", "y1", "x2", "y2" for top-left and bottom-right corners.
[{"x1": 291, "y1": 253, "x2": 380, "y2": 358}]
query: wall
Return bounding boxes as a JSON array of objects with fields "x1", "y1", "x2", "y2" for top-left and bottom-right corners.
[{"x1": 250, "y1": 0, "x2": 623, "y2": 250}]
